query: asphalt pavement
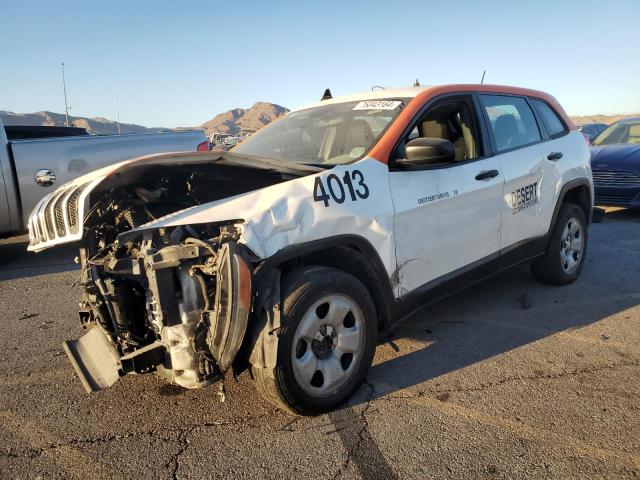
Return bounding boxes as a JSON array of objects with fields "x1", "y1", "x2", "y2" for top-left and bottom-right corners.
[{"x1": 1, "y1": 209, "x2": 639, "y2": 479}]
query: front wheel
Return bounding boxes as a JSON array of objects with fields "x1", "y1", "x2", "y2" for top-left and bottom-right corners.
[
  {"x1": 251, "y1": 266, "x2": 377, "y2": 415},
  {"x1": 530, "y1": 202, "x2": 588, "y2": 285}
]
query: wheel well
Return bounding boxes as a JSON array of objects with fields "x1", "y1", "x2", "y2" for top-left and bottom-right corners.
[
  {"x1": 277, "y1": 245, "x2": 393, "y2": 332},
  {"x1": 562, "y1": 184, "x2": 591, "y2": 222}
]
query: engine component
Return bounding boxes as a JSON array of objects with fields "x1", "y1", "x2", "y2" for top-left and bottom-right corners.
[{"x1": 64, "y1": 208, "x2": 253, "y2": 392}]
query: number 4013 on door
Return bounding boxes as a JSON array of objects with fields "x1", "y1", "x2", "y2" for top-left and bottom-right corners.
[{"x1": 313, "y1": 170, "x2": 370, "y2": 207}]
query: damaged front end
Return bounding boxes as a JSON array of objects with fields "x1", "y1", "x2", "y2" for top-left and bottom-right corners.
[
  {"x1": 68, "y1": 224, "x2": 252, "y2": 392},
  {"x1": 26, "y1": 151, "x2": 320, "y2": 393}
]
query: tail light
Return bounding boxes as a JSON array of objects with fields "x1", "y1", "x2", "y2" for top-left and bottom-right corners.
[{"x1": 197, "y1": 140, "x2": 211, "y2": 152}]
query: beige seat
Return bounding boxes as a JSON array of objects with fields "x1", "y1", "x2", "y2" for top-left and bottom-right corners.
[
  {"x1": 422, "y1": 114, "x2": 476, "y2": 161},
  {"x1": 458, "y1": 110, "x2": 477, "y2": 159},
  {"x1": 422, "y1": 118, "x2": 451, "y2": 140},
  {"x1": 330, "y1": 119, "x2": 375, "y2": 159},
  {"x1": 628, "y1": 124, "x2": 640, "y2": 144}
]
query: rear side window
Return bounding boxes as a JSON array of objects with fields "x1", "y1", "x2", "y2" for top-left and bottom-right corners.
[
  {"x1": 530, "y1": 99, "x2": 566, "y2": 137},
  {"x1": 479, "y1": 94, "x2": 541, "y2": 152}
]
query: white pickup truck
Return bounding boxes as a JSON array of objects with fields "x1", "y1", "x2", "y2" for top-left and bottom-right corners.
[
  {"x1": 28, "y1": 84, "x2": 592, "y2": 415},
  {"x1": 0, "y1": 118, "x2": 207, "y2": 237}
]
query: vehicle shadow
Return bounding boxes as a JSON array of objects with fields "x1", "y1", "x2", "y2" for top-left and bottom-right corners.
[
  {"x1": 362, "y1": 260, "x2": 638, "y2": 402},
  {"x1": 331, "y1": 255, "x2": 640, "y2": 480},
  {"x1": 0, "y1": 237, "x2": 78, "y2": 281},
  {"x1": 600, "y1": 207, "x2": 640, "y2": 222}
]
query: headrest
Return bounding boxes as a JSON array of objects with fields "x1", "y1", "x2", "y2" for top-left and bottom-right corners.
[
  {"x1": 495, "y1": 114, "x2": 518, "y2": 135},
  {"x1": 347, "y1": 119, "x2": 374, "y2": 142},
  {"x1": 494, "y1": 114, "x2": 518, "y2": 150},
  {"x1": 422, "y1": 119, "x2": 450, "y2": 139}
]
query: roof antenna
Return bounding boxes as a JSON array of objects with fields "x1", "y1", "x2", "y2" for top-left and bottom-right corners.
[
  {"x1": 480, "y1": 70, "x2": 486, "y2": 84},
  {"x1": 413, "y1": 78, "x2": 420, "y2": 87},
  {"x1": 321, "y1": 88, "x2": 332, "y2": 101}
]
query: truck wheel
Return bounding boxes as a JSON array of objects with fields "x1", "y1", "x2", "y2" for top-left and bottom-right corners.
[
  {"x1": 530, "y1": 203, "x2": 588, "y2": 285},
  {"x1": 251, "y1": 266, "x2": 377, "y2": 415}
]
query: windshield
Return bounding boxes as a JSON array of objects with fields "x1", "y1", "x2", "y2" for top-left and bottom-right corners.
[
  {"x1": 593, "y1": 120, "x2": 640, "y2": 146},
  {"x1": 233, "y1": 99, "x2": 406, "y2": 165}
]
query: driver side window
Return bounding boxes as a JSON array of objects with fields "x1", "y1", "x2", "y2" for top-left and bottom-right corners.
[{"x1": 405, "y1": 97, "x2": 483, "y2": 162}]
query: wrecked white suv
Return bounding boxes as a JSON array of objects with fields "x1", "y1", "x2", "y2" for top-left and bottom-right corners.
[{"x1": 28, "y1": 85, "x2": 592, "y2": 414}]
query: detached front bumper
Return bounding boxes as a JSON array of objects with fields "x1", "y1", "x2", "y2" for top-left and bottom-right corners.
[{"x1": 65, "y1": 241, "x2": 252, "y2": 392}]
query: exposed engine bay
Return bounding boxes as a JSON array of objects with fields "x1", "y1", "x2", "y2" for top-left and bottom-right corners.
[{"x1": 65, "y1": 158, "x2": 302, "y2": 392}]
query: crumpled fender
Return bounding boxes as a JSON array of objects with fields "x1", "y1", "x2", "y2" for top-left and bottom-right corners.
[
  {"x1": 246, "y1": 269, "x2": 282, "y2": 373},
  {"x1": 120, "y1": 158, "x2": 397, "y2": 279}
]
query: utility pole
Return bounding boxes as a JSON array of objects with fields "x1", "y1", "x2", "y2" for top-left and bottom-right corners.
[
  {"x1": 61, "y1": 62, "x2": 70, "y2": 127},
  {"x1": 116, "y1": 97, "x2": 121, "y2": 134}
]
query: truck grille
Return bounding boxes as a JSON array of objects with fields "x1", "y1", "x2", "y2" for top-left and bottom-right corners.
[
  {"x1": 28, "y1": 182, "x2": 89, "y2": 249},
  {"x1": 592, "y1": 170, "x2": 640, "y2": 188}
]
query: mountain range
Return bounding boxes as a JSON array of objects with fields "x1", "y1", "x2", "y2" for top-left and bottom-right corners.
[
  {"x1": 200, "y1": 102, "x2": 288, "y2": 137},
  {"x1": 1, "y1": 104, "x2": 637, "y2": 137},
  {"x1": 1, "y1": 102, "x2": 289, "y2": 137},
  {"x1": 568, "y1": 113, "x2": 639, "y2": 126},
  {"x1": 0, "y1": 110, "x2": 170, "y2": 135}
]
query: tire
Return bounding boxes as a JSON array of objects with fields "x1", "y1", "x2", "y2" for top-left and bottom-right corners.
[
  {"x1": 530, "y1": 202, "x2": 588, "y2": 285},
  {"x1": 251, "y1": 266, "x2": 377, "y2": 415}
]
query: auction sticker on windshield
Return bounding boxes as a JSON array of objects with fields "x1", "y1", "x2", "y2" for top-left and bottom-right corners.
[{"x1": 353, "y1": 100, "x2": 402, "y2": 110}]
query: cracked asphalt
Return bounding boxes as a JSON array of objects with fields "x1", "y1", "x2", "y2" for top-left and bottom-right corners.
[{"x1": 1, "y1": 208, "x2": 639, "y2": 479}]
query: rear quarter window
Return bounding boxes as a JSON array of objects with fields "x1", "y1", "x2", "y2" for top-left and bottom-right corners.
[{"x1": 530, "y1": 98, "x2": 567, "y2": 137}]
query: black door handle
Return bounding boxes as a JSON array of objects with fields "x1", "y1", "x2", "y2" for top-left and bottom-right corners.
[
  {"x1": 547, "y1": 152, "x2": 563, "y2": 161},
  {"x1": 475, "y1": 169, "x2": 499, "y2": 181}
]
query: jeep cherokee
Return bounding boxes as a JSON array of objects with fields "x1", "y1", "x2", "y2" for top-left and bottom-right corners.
[{"x1": 28, "y1": 84, "x2": 593, "y2": 414}]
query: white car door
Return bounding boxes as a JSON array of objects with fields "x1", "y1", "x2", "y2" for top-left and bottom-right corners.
[
  {"x1": 389, "y1": 95, "x2": 504, "y2": 297},
  {"x1": 477, "y1": 94, "x2": 562, "y2": 250}
]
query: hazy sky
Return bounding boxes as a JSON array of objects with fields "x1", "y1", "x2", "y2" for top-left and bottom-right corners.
[{"x1": 1, "y1": 0, "x2": 638, "y2": 127}]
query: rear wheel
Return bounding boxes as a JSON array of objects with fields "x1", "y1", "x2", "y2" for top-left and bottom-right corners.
[
  {"x1": 530, "y1": 203, "x2": 588, "y2": 285},
  {"x1": 251, "y1": 266, "x2": 377, "y2": 415}
]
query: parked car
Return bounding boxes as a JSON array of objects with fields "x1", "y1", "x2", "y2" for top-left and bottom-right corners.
[
  {"x1": 590, "y1": 118, "x2": 640, "y2": 209},
  {"x1": 28, "y1": 84, "x2": 592, "y2": 414},
  {"x1": 578, "y1": 122, "x2": 608, "y2": 143},
  {"x1": 0, "y1": 118, "x2": 207, "y2": 237}
]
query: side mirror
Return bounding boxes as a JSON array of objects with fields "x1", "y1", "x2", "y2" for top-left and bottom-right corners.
[{"x1": 399, "y1": 137, "x2": 455, "y2": 166}]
